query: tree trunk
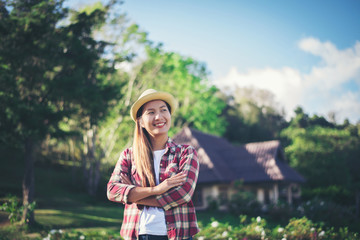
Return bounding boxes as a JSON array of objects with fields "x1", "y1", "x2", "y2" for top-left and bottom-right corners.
[
  {"x1": 21, "y1": 137, "x2": 35, "y2": 225},
  {"x1": 90, "y1": 125, "x2": 101, "y2": 196},
  {"x1": 69, "y1": 138, "x2": 77, "y2": 183},
  {"x1": 82, "y1": 133, "x2": 89, "y2": 182},
  {"x1": 87, "y1": 127, "x2": 95, "y2": 195},
  {"x1": 356, "y1": 189, "x2": 360, "y2": 219},
  {"x1": 83, "y1": 126, "x2": 101, "y2": 196}
]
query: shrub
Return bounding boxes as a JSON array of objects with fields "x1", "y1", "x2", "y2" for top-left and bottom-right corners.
[
  {"x1": 42, "y1": 229, "x2": 123, "y2": 240},
  {"x1": 228, "y1": 181, "x2": 262, "y2": 216},
  {"x1": 194, "y1": 215, "x2": 360, "y2": 240},
  {"x1": 300, "y1": 198, "x2": 356, "y2": 229},
  {"x1": 267, "y1": 201, "x2": 299, "y2": 224},
  {"x1": 0, "y1": 194, "x2": 36, "y2": 224}
]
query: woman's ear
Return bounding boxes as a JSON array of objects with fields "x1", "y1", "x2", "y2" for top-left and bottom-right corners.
[{"x1": 139, "y1": 117, "x2": 145, "y2": 128}]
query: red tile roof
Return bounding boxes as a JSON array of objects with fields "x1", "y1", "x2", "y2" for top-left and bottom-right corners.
[{"x1": 173, "y1": 127, "x2": 305, "y2": 184}]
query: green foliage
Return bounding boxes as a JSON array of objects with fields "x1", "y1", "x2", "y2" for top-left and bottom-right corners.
[
  {"x1": 1, "y1": 195, "x2": 36, "y2": 224},
  {"x1": 281, "y1": 108, "x2": 360, "y2": 207},
  {"x1": 0, "y1": 0, "x2": 72, "y2": 142},
  {"x1": 284, "y1": 217, "x2": 318, "y2": 239},
  {"x1": 298, "y1": 198, "x2": 356, "y2": 230},
  {"x1": 0, "y1": 0, "x2": 122, "y2": 144},
  {"x1": 0, "y1": 224, "x2": 30, "y2": 240},
  {"x1": 206, "y1": 196, "x2": 220, "y2": 211},
  {"x1": 41, "y1": 229, "x2": 123, "y2": 240},
  {"x1": 195, "y1": 216, "x2": 360, "y2": 240},
  {"x1": 228, "y1": 180, "x2": 262, "y2": 216},
  {"x1": 302, "y1": 185, "x2": 352, "y2": 204},
  {"x1": 266, "y1": 201, "x2": 298, "y2": 224},
  {"x1": 222, "y1": 87, "x2": 287, "y2": 144}
]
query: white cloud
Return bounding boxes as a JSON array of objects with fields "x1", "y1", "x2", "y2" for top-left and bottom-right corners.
[
  {"x1": 332, "y1": 92, "x2": 360, "y2": 123},
  {"x1": 301, "y1": 38, "x2": 360, "y2": 90},
  {"x1": 217, "y1": 66, "x2": 302, "y2": 118},
  {"x1": 215, "y1": 37, "x2": 360, "y2": 123}
]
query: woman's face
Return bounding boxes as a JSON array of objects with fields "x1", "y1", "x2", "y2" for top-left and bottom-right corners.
[{"x1": 140, "y1": 100, "x2": 171, "y2": 138}]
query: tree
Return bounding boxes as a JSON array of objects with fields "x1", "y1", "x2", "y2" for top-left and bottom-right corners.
[
  {"x1": 222, "y1": 86, "x2": 287, "y2": 144},
  {"x1": 62, "y1": 3, "x2": 124, "y2": 196},
  {"x1": 281, "y1": 109, "x2": 360, "y2": 217},
  {"x1": 0, "y1": 0, "x2": 120, "y2": 224},
  {"x1": 0, "y1": 0, "x2": 69, "y2": 224}
]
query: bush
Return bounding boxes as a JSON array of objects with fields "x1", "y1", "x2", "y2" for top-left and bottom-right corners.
[
  {"x1": 225, "y1": 190, "x2": 359, "y2": 234},
  {"x1": 299, "y1": 198, "x2": 356, "y2": 229},
  {"x1": 1, "y1": 194, "x2": 36, "y2": 224},
  {"x1": 206, "y1": 196, "x2": 219, "y2": 211},
  {"x1": 194, "y1": 216, "x2": 360, "y2": 240},
  {"x1": 228, "y1": 181, "x2": 262, "y2": 216},
  {"x1": 41, "y1": 229, "x2": 123, "y2": 240},
  {"x1": 266, "y1": 201, "x2": 299, "y2": 224}
]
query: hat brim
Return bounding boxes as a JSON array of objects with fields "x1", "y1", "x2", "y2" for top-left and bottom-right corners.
[{"x1": 130, "y1": 91, "x2": 177, "y2": 121}]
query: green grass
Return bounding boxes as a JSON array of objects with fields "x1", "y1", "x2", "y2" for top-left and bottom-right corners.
[{"x1": 35, "y1": 206, "x2": 122, "y2": 228}]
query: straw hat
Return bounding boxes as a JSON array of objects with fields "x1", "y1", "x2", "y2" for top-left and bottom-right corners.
[{"x1": 130, "y1": 89, "x2": 177, "y2": 121}]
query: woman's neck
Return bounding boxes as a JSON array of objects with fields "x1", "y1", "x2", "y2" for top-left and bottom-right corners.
[{"x1": 150, "y1": 134, "x2": 168, "y2": 150}]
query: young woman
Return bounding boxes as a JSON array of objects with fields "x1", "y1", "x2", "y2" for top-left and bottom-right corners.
[{"x1": 107, "y1": 89, "x2": 200, "y2": 240}]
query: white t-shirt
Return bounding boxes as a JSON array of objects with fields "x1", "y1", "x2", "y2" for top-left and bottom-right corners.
[{"x1": 139, "y1": 149, "x2": 167, "y2": 235}]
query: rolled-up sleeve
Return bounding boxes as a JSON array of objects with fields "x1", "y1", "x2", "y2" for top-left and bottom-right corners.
[
  {"x1": 156, "y1": 146, "x2": 199, "y2": 211},
  {"x1": 107, "y1": 149, "x2": 136, "y2": 204}
]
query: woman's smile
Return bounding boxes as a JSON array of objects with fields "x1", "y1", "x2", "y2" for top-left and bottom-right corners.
[{"x1": 154, "y1": 122, "x2": 166, "y2": 127}]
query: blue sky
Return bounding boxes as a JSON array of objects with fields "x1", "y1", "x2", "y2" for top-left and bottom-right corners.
[{"x1": 68, "y1": 0, "x2": 360, "y2": 123}]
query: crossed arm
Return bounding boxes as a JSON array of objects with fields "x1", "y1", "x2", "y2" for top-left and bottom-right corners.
[
  {"x1": 120, "y1": 172, "x2": 186, "y2": 207},
  {"x1": 107, "y1": 146, "x2": 199, "y2": 210}
]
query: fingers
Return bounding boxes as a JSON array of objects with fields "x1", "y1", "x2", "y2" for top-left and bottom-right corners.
[
  {"x1": 166, "y1": 172, "x2": 187, "y2": 186},
  {"x1": 169, "y1": 172, "x2": 186, "y2": 180},
  {"x1": 154, "y1": 172, "x2": 187, "y2": 194}
]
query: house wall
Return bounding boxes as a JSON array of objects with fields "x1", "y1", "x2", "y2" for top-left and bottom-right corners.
[
  {"x1": 194, "y1": 184, "x2": 230, "y2": 210},
  {"x1": 195, "y1": 182, "x2": 302, "y2": 210}
]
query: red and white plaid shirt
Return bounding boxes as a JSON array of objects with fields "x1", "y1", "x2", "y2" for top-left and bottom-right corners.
[{"x1": 107, "y1": 138, "x2": 200, "y2": 240}]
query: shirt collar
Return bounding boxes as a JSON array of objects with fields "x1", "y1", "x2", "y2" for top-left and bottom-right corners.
[{"x1": 164, "y1": 137, "x2": 176, "y2": 155}]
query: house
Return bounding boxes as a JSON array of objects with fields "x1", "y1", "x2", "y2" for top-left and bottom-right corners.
[{"x1": 173, "y1": 127, "x2": 305, "y2": 210}]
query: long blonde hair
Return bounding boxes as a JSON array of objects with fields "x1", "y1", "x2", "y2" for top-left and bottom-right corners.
[{"x1": 132, "y1": 103, "x2": 171, "y2": 187}]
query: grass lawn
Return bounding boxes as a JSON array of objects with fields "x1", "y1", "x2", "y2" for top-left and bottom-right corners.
[{"x1": 35, "y1": 205, "x2": 122, "y2": 228}]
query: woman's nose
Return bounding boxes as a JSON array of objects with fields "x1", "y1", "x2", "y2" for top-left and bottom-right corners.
[{"x1": 154, "y1": 112, "x2": 161, "y2": 119}]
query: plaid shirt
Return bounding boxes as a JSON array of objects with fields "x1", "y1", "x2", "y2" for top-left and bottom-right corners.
[{"x1": 107, "y1": 138, "x2": 200, "y2": 240}]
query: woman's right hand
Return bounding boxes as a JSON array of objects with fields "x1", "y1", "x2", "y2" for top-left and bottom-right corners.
[{"x1": 154, "y1": 172, "x2": 187, "y2": 195}]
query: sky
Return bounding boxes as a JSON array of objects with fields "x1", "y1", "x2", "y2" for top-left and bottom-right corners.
[{"x1": 67, "y1": 0, "x2": 360, "y2": 123}]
